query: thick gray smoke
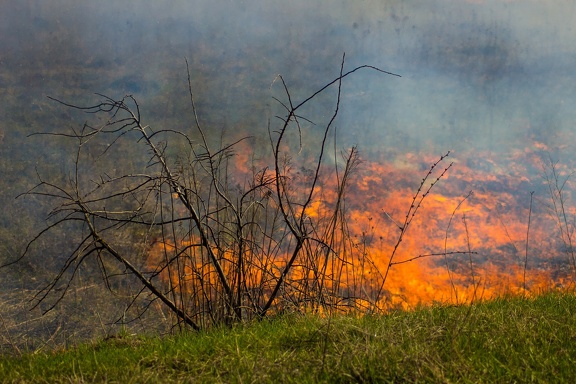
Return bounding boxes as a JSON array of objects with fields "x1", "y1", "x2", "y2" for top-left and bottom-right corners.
[{"x1": 2, "y1": 0, "x2": 576, "y2": 158}]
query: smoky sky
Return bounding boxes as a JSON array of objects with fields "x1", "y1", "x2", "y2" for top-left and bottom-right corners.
[{"x1": 2, "y1": 0, "x2": 576, "y2": 159}]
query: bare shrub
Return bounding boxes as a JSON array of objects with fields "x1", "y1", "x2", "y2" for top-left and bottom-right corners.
[{"x1": 7, "y1": 56, "x2": 407, "y2": 330}]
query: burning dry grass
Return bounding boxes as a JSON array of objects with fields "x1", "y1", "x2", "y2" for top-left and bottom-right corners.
[
  {"x1": 144, "y1": 143, "x2": 576, "y2": 320},
  {"x1": 9, "y1": 57, "x2": 576, "y2": 344}
]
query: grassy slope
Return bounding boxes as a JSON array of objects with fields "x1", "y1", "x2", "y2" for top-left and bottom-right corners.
[{"x1": 1, "y1": 292, "x2": 575, "y2": 383}]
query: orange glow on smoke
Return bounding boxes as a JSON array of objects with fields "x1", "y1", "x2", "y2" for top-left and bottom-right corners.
[{"x1": 148, "y1": 141, "x2": 576, "y2": 314}]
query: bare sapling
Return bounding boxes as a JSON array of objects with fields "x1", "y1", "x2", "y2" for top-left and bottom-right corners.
[{"x1": 6, "y1": 55, "x2": 401, "y2": 330}]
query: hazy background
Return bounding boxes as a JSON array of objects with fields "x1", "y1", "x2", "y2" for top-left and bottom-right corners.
[
  {"x1": 2, "y1": 0, "x2": 576, "y2": 350},
  {"x1": 3, "y1": 0, "x2": 576, "y2": 154}
]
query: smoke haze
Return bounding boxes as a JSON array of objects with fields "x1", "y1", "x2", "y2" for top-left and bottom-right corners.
[{"x1": 2, "y1": 0, "x2": 576, "y2": 156}]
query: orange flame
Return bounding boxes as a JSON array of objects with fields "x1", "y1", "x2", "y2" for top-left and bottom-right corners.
[{"x1": 147, "y1": 143, "x2": 576, "y2": 315}]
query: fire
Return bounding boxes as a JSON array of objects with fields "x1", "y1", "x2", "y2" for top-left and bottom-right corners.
[{"x1": 147, "y1": 141, "x2": 576, "y2": 317}]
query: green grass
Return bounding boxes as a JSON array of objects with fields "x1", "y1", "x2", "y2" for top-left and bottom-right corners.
[{"x1": 2, "y1": 292, "x2": 576, "y2": 383}]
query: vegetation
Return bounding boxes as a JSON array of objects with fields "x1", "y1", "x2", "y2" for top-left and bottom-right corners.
[
  {"x1": 1, "y1": 55, "x2": 573, "y2": 357},
  {"x1": 1, "y1": 291, "x2": 575, "y2": 383},
  {"x1": 4, "y1": 56, "x2": 439, "y2": 334},
  {"x1": 2, "y1": 4, "x2": 576, "y2": 380}
]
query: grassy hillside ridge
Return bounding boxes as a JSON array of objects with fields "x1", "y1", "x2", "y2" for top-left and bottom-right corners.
[{"x1": 1, "y1": 292, "x2": 576, "y2": 383}]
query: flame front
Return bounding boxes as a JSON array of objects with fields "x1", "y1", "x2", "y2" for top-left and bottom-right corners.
[{"x1": 147, "y1": 141, "x2": 576, "y2": 319}]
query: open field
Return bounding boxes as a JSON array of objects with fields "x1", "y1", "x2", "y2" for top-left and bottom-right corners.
[
  {"x1": 2, "y1": 3, "x2": 576, "y2": 383},
  {"x1": 1, "y1": 291, "x2": 575, "y2": 383}
]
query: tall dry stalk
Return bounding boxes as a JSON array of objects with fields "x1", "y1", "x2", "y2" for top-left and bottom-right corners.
[
  {"x1": 443, "y1": 190, "x2": 473, "y2": 304},
  {"x1": 541, "y1": 157, "x2": 576, "y2": 278},
  {"x1": 373, "y1": 152, "x2": 454, "y2": 308},
  {"x1": 524, "y1": 191, "x2": 535, "y2": 294}
]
